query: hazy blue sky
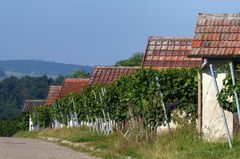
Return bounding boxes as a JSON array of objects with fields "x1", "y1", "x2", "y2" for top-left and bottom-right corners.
[{"x1": 0, "y1": 1, "x2": 239, "y2": 66}]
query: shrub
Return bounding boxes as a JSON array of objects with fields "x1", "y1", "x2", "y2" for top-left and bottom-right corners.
[{"x1": 0, "y1": 114, "x2": 28, "y2": 137}]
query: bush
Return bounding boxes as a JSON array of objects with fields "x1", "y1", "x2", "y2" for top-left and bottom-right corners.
[{"x1": 0, "y1": 115, "x2": 28, "y2": 137}]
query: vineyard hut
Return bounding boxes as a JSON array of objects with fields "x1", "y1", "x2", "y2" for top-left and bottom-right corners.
[
  {"x1": 188, "y1": 13, "x2": 240, "y2": 139},
  {"x1": 44, "y1": 86, "x2": 62, "y2": 106},
  {"x1": 141, "y1": 36, "x2": 202, "y2": 131},
  {"x1": 141, "y1": 36, "x2": 202, "y2": 69},
  {"x1": 22, "y1": 100, "x2": 45, "y2": 131},
  {"x1": 89, "y1": 66, "x2": 140, "y2": 85}
]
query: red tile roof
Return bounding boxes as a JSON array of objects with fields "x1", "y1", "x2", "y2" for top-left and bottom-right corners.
[
  {"x1": 59, "y1": 78, "x2": 89, "y2": 98},
  {"x1": 189, "y1": 13, "x2": 240, "y2": 58},
  {"x1": 142, "y1": 36, "x2": 202, "y2": 68},
  {"x1": 22, "y1": 100, "x2": 45, "y2": 113},
  {"x1": 89, "y1": 66, "x2": 140, "y2": 85},
  {"x1": 45, "y1": 86, "x2": 62, "y2": 106}
]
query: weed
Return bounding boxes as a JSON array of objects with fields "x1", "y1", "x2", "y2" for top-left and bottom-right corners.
[{"x1": 14, "y1": 125, "x2": 240, "y2": 159}]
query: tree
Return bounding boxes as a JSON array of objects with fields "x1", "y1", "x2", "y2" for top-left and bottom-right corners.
[
  {"x1": 114, "y1": 52, "x2": 144, "y2": 67},
  {"x1": 0, "y1": 75, "x2": 62, "y2": 120},
  {"x1": 0, "y1": 67, "x2": 5, "y2": 77},
  {"x1": 53, "y1": 75, "x2": 64, "y2": 85},
  {"x1": 69, "y1": 70, "x2": 89, "y2": 78}
]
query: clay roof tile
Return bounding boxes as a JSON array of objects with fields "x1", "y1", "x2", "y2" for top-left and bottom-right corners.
[
  {"x1": 189, "y1": 13, "x2": 240, "y2": 58},
  {"x1": 89, "y1": 66, "x2": 139, "y2": 85},
  {"x1": 59, "y1": 78, "x2": 89, "y2": 98},
  {"x1": 141, "y1": 36, "x2": 202, "y2": 69},
  {"x1": 22, "y1": 100, "x2": 45, "y2": 113},
  {"x1": 45, "y1": 86, "x2": 62, "y2": 106}
]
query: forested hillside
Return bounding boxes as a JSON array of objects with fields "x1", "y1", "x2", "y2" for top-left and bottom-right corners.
[
  {"x1": 0, "y1": 67, "x2": 5, "y2": 77},
  {"x1": 0, "y1": 53, "x2": 141, "y2": 120},
  {"x1": 0, "y1": 76, "x2": 64, "y2": 119},
  {"x1": 0, "y1": 60, "x2": 92, "y2": 78}
]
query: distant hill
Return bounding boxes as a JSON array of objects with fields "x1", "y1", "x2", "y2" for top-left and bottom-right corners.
[
  {"x1": 0, "y1": 67, "x2": 5, "y2": 77},
  {"x1": 0, "y1": 60, "x2": 93, "y2": 79}
]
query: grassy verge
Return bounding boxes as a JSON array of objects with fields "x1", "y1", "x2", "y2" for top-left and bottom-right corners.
[{"x1": 14, "y1": 125, "x2": 240, "y2": 159}]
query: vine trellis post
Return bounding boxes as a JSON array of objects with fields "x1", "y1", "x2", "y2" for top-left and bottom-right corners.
[
  {"x1": 71, "y1": 97, "x2": 79, "y2": 127},
  {"x1": 156, "y1": 77, "x2": 171, "y2": 133},
  {"x1": 100, "y1": 87, "x2": 111, "y2": 135},
  {"x1": 92, "y1": 88, "x2": 111, "y2": 135},
  {"x1": 84, "y1": 101, "x2": 92, "y2": 132}
]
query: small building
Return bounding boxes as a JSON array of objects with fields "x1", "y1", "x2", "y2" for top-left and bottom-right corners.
[
  {"x1": 22, "y1": 100, "x2": 46, "y2": 131},
  {"x1": 141, "y1": 36, "x2": 202, "y2": 69},
  {"x1": 89, "y1": 66, "x2": 140, "y2": 85},
  {"x1": 188, "y1": 13, "x2": 240, "y2": 139},
  {"x1": 45, "y1": 86, "x2": 62, "y2": 106},
  {"x1": 141, "y1": 36, "x2": 202, "y2": 131}
]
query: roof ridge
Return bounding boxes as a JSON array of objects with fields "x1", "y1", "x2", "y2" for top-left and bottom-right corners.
[
  {"x1": 64, "y1": 78, "x2": 89, "y2": 81},
  {"x1": 149, "y1": 36, "x2": 193, "y2": 40},
  {"x1": 25, "y1": 99, "x2": 45, "y2": 102},
  {"x1": 94, "y1": 66, "x2": 141, "y2": 69},
  {"x1": 198, "y1": 13, "x2": 240, "y2": 18},
  {"x1": 49, "y1": 85, "x2": 62, "y2": 88}
]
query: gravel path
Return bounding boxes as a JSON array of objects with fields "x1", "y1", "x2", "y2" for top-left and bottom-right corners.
[{"x1": 0, "y1": 137, "x2": 99, "y2": 159}]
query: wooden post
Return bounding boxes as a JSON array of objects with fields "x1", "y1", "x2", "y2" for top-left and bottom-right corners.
[
  {"x1": 233, "y1": 113, "x2": 240, "y2": 137},
  {"x1": 198, "y1": 70, "x2": 202, "y2": 135}
]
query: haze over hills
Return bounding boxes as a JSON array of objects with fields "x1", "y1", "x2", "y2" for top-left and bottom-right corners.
[{"x1": 0, "y1": 60, "x2": 93, "y2": 79}]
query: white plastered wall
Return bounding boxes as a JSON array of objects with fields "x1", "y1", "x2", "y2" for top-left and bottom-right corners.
[{"x1": 202, "y1": 61, "x2": 233, "y2": 139}]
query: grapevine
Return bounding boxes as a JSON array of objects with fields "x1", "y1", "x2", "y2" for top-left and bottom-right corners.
[
  {"x1": 33, "y1": 68, "x2": 198, "y2": 131},
  {"x1": 218, "y1": 63, "x2": 240, "y2": 113}
]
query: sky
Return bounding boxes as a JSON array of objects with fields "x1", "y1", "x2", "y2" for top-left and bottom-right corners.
[{"x1": 0, "y1": 0, "x2": 240, "y2": 66}]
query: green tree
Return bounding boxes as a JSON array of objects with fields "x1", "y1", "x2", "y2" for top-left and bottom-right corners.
[
  {"x1": 70, "y1": 70, "x2": 89, "y2": 78},
  {"x1": 53, "y1": 75, "x2": 64, "y2": 85},
  {"x1": 0, "y1": 75, "x2": 63, "y2": 120},
  {"x1": 0, "y1": 67, "x2": 5, "y2": 77},
  {"x1": 115, "y1": 52, "x2": 143, "y2": 67}
]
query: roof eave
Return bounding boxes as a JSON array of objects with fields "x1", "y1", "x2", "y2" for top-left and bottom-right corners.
[{"x1": 188, "y1": 54, "x2": 240, "y2": 59}]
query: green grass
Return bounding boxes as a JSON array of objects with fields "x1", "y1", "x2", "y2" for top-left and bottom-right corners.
[
  {"x1": 13, "y1": 125, "x2": 240, "y2": 159},
  {"x1": 13, "y1": 130, "x2": 39, "y2": 138}
]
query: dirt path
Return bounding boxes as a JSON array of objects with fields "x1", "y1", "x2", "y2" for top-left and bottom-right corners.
[{"x1": 0, "y1": 137, "x2": 99, "y2": 159}]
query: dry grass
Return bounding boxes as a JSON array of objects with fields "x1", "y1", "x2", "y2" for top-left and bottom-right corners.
[{"x1": 14, "y1": 125, "x2": 240, "y2": 159}]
